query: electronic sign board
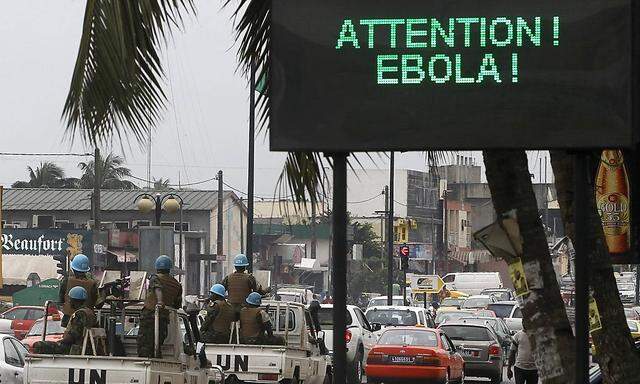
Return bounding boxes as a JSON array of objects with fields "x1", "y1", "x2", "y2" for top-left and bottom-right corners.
[{"x1": 270, "y1": 0, "x2": 633, "y2": 151}]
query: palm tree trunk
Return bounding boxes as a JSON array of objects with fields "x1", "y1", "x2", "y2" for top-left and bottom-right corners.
[
  {"x1": 550, "y1": 150, "x2": 640, "y2": 384},
  {"x1": 483, "y1": 149, "x2": 575, "y2": 383}
]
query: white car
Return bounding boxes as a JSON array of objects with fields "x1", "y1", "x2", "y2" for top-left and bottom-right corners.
[
  {"x1": 318, "y1": 304, "x2": 376, "y2": 384},
  {"x1": 0, "y1": 334, "x2": 28, "y2": 384},
  {"x1": 365, "y1": 306, "x2": 435, "y2": 337},
  {"x1": 487, "y1": 301, "x2": 523, "y2": 332}
]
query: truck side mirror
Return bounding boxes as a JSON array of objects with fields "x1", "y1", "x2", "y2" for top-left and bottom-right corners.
[{"x1": 371, "y1": 322, "x2": 382, "y2": 332}]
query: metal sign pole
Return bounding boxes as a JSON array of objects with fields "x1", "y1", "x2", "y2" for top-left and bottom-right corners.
[
  {"x1": 330, "y1": 153, "x2": 348, "y2": 383},
  {"x1": 574, "y1": 152, "x2": 589, "y2": 384},
  {"x1": 387, "y1": 152, "x2": 395, "y2": 305}
]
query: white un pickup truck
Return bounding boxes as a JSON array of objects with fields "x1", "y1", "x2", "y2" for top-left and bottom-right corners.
[
  {"x1": 24, "y1": 304, "x2": 225, "y2": 384},
  {"x1": 203, "y1": 300, "x2": 332, "y2": 384}
]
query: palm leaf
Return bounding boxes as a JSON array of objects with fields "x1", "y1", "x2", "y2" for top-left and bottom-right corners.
[{"x1": 62, "y1": 0, "x2": 195, "y2": 146}]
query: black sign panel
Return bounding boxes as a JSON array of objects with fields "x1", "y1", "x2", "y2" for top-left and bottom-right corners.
[{"x1": 270, "y1": 0, "x2": 633, "y2": 151}]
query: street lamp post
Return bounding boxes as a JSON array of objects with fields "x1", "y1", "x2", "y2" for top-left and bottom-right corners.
[{"x1": 135, "y1": 193, "x2": 185, "y2": 273}]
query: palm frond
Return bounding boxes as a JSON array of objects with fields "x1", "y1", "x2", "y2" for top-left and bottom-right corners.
[{"x1": 62, "y1": 0, "x2": 195, "y2": 146}]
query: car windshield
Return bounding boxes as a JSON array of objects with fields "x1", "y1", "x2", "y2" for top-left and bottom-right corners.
[
  {"x1": 366, "y1": 309, "x2": 418, "y2": 326},
  {"x1": 629, "y1": 321, "x2": 639, "y2": 332},
  {"x1": 486, "y1": 304, "x2": 515, "y2": 318},
  {"x1": 378, "y1": 329, "x2": 439, "y2": 347},
  {"x1": 317, "y1": 308, "x2": 353, "y2": 327},
  {"x1": 435, "y1": 311, "x2": 475, "y2": 325},
  {"x1": 485, "y1": 291, "x2": 511, "y2": 301},
  {"x1": 462, "y1": 297, "x2": 491, "y2": 308},
  {"x1": 441, "y1": 298, "x2": 464, "y2": 307},
  {"x1": 440, "y1": 325, "x2": 494, "y2": 341},
  {"x1": 369, "y1": 298, "x2": 404, "y2": 307},
  {"x1": 27, "y1": 319, "x2": 64, "y2": 336}
]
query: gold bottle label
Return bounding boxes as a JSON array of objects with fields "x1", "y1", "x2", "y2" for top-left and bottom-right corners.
[{"x1": 595, "y1": 149, "x2": 631, "y2": 254}]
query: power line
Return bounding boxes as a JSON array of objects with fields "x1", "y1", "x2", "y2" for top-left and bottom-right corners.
[
  {"x1": 127, "y1": 174, "x2": 218, "y2": 187},
  {"x1": 0, "y1": 152, "x2": 92, "y2": 157},
  {"x1": 326, "y1": 192, "x2": 383, "y2": 204}
]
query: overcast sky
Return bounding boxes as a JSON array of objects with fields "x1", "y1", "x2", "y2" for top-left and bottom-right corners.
[{"x1": 0, "y1": 1, "x2": 551, "y2": 198}]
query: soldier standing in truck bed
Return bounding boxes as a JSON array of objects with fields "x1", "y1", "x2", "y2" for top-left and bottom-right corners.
[
  {"x1": 221, "y1": 254, "x2": 269, "y2": 311},
  {"x1": 137, "y1": 255, "x2": 182, "y2": 358}
]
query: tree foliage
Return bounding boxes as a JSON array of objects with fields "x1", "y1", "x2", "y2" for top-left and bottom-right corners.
[
  {"x1": 78, "y1": 152, "x2": 138, "y2": 189},
  {"x1": 62, "y1": 0, "x2": 194, "y2": 146},
  {"x1": 12, "y1": 162, "x2": 78, "y2": 188}
]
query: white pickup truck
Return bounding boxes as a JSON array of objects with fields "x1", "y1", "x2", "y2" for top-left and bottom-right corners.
[
  {"x1": 24, "y1": 306, "x2": 225, "y2": 384},
  {"x1": 203, "y1": 301, "x2": 332, "y2": 384}
]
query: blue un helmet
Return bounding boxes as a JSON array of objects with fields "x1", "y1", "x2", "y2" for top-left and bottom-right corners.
[
  {"x1": 246, "y1": 292, "x2": 262, "y2": 306},
  {"x1": 155, "y1": 255, "x2": 173, "y2": 271},
  {"x1": 68, "y1": 286, "x2": 88, "y2": 301},
  {"x1": 70, "y1": 254, "x2": 90, "y2": 273},
  {"x1": 210, "y1": 284, "x2": 227, "y2": 298},
  {"x1": 234, "y1": 254, "x2": 249, "y2": 267}
]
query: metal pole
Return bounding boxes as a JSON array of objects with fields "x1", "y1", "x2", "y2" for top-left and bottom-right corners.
[
  {"x1": 179, "y1": 202, "x2": 183, "y2": 278},
  {"x1": 93, "y1": 148, "x2": 101, "y2": 268},
  {"x1": 154, "y1": 305, "x2": 160, "y2": 358},
  {"x1": 247, "y1": 60, "x2": 256, "y2": 273},
  {"x1": 443, "y1": 192, "x2": 448, "y2": 273},
  {"x1": 217, "y1": 170, "x2": 224, "y2": 288},
  {"x1": 574, "y1": 152, "x2": 589, "y2": 384},
  {"x1": 330, "y1": 153, "x2": 348, "y2": 384},
  {"x1": 636, "y1": 264, "x2": 640, "y2": 306},
  {"x1": 387, "y1": 153, "x2": 395, "y2": 306},
  {"x1": 154, "y1": 194, "x2": 162, "y2": 226}
]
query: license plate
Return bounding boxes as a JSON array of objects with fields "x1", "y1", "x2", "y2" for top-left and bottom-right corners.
[
  {"x1": 462, "y1": 349, "x2": 480, "y2": 357},
  {"x1": 391, "y1": 356, "x2": 415, "y2": 363}
]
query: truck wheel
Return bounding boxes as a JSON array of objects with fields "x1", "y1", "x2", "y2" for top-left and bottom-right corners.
[{"x1": 348, "y1": 347, "x2": 363, "y2": 384}]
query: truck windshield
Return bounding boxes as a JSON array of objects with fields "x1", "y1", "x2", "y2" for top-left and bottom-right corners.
[
  {"x1": 366, "y1": 309, "x2": 417, "y2": 326},
  {"x1": 278, "y1": 293, "x2": 302, "y2": 303},
  {"x1": 378, "y1": 329, "x2": 438, "y2": 347},
  {"x1": 317, "y1": 308, "x2": 352, "y2": 327}
]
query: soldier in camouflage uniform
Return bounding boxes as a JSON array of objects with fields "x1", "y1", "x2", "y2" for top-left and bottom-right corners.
[
  {"x1": 221, "y1": 254, "x2": 268, "y2": 312},
  {"x1": 35, "y1": 286, "x2": 96, "y2": 355},
  {"x1": 137, "y1": 255, "x2": 182, "y2": 358},
  {"x1": 239, "y1": 292, "x2": 284, "y2": 345},
  {"x1": 59, "y1": 254, "x2": 100, "y2": 327},
  {"x1": 199, "y1": 284, "x2": 234, "y2": 344}
]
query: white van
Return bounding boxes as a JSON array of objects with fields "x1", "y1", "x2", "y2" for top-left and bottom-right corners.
[{"x1": 442, "y1": 272, "x2": 503, "y2": 295}]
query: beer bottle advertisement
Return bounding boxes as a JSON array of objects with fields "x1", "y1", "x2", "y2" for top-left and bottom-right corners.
[{"x1": 595, "y1": 150, "x2": 631, "y2": 260}]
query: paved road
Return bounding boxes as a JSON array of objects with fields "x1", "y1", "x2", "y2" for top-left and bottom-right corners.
[{"x1": 364, "y1": 367, "x2": 518, "y2": 384}]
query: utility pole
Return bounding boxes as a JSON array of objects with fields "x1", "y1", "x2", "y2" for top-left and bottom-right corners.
[
  {"x1": 92, "y1": 147, "x2": 102, "y2": 269},
  {"x1": 247, "y1": 59, "x2": 256, "y2": 273},
  {"x1": 387, "y1": 152, "x2": 395, "y2": 305},
  {"x1": 217, "y1": 170, "x2": 224, "y2": 287},
  {"x1": 93, "y1": 148, "x2": 101, "y2": 230},
  {"x1": 311, "y1": 200, "x2": 317, "y2": 259}
]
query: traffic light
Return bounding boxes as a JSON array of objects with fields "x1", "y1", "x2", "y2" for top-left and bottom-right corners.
[
  {"x1": 400, "y1": 245, "x2": 410, "y2": 271},
  {"x1": 53, "y1": 254, "x2": 67, "y2": 276}
]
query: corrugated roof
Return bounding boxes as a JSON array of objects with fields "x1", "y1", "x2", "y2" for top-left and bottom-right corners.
[{"x1": 2, "y1": 188, "x2": 237, "y2": 211}]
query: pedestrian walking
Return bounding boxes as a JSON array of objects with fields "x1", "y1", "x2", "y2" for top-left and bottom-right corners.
[{"x1": 507, "y1": 330, "x2": 539, "y2": 384}]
